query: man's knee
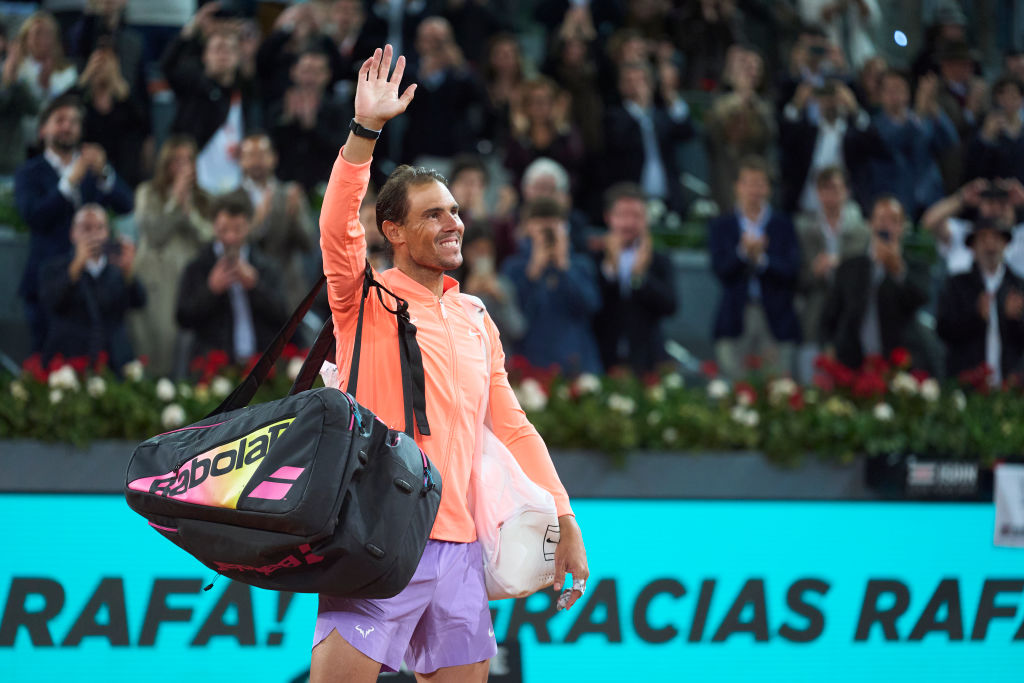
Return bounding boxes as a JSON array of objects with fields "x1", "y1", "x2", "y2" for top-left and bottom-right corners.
[
  {"x1": 415, "y1": 660, "x2": 489, "y2": 683},
  {"x1": 310, "y1": 629, "x2": 382, "y2": 683}
]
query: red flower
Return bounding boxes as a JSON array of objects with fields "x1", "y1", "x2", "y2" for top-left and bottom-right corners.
[
  {"x1": 68, "y1": 356, "x2": 90, "y2": 374},
  {"x1": 852, "y1": 371, "x2": 886, "y2": 398},
  {"x1": 889, "y1": 347, "x2": 911, "y2": 369},
  {"x1": 700, "y1": 360, "x2": 719, "y2": 379},
  {"x1": 94, "y1": 350, "x2": 109, "y2": 372},
  {"x1": 642, "y1": 372, "x2": 661, "y2": 388},
  {"x1": 138, "y1": 355, "x2": 149, "y2": 367},
  {"x1": 46, "y1": 353, "x2": 65, "y2": 373},
  {"x1": 743, "y1": 354, "x2": 763, "y2": 371},
  {"x1": 863, "y1": 354, "x2": 889, "y2": 375},
  {"x1": 910, "y1": 369, "x2": 929, "y2": 383},
  {"x1": 788, "y1": 391, "x2": 805, "y2": 411},
  {"x1": 957, "y1": 364, "x2": 992, "y2": 394},
  {"x1": 282, "y1": 343, "x2": 307, "y2": 360},
  {"x1": 812, "y1": 371, "x2": 835, "y2": 393},
  {"x1": 22, "y1": 353, "x2": 47, "y2": 383},
  {"x1": 735, "y1": 381, "x2": 757, "y2": 405},
  {"x1": 833, "y1": 363, "x2": 855, "y2": 388}
]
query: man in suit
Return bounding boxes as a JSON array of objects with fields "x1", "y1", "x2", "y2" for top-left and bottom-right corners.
[
  {"x1": 821, "y1": 195, "x2": 930, "y2": 370},
  {"x1": 937, "y1": 219, "x2": 1024, "y2": 386},
  {"x1": 15, "y1": 92, "x2": 134, "y2": 353},
  {"x1": 591, "y1": 182, "x2": 678, "y2": 374},
  {"x1": 238, "y1": 133, "x2": 317, "y2": 311},
  {"x1": 176, "y1": 190, "x2": 289, "y2": 366},
  {"x1": 709, "y1": 155, "x2": 801, "y2": 380},
  {"x1": 603, "y1": 60, "x2": 695, "y2": 215},
  {"x1": 39, "y1": 204, "x2": 145, "y2": 373}
]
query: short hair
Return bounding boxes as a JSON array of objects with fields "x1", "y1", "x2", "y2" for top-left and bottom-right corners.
[
  {"x1": 449, "y1": 155, "x2": 489, "y2": 186},
  {"x1": 870, "y1": 193, "x2": 905, "y2": 218},
  {"x1": 521, "y1": 196, "x2": 567, "y2": 222},
  {"x1": 39, "y1": 92, "x2": 84, "y2": 127},
  {"x1": 522, "y1": 157, "x2": 569, "y2": 194},
  {"x1": 736, "y1": 155, "x2": 773, "y2": 182},
  {"x1": 376, "y1": 165, "x2": 449, "y2": 238},
  {"x1": 603, "y1": 182, "x2": 647, "y2": 212},
  {"x1": 241, "y1": 131, "x2": 274, "y2": 149},
  {"x1": 993, "y1": 76, "x2": 1024, "y2": 98},
  {"x1": 879, "y1": 69, "x2": 910, "y2": 86},
  {"x1": 815, "y1": 165, "x2": 846, "y2": 187},
  {"x1": 72, "y1": 203, "x2": 108, "y2": 227},
  {"x1": 210, "y1": 190, "x2": 254, "y2": 221}
]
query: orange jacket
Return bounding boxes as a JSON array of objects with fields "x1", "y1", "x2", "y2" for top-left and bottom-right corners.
[{"x1": 320, "y1": 150, "x2": 573, "y2": 542}]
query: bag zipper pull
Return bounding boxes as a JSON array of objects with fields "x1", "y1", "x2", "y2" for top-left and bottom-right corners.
[
  {"x1": 203, "y1": 573, "x2": 222, "y2": 592},
  {"x1": 439, "y1": 298, "x2": 448, "y2": 319}
]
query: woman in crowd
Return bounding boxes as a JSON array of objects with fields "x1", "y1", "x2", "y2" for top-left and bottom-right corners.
[
  {"x1": 480, "y1": 32, "x2": 528, "y2": 154},
  {"x1": 129, "y1": 135, "x2": 211, "y2": 377},
  {"x1": 14, "y1": 12, "x2": 77, "y2": 111}
]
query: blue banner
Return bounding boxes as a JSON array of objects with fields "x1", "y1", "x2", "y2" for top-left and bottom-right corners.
[{"x1": 1, "y1": 496, "x2": 1021, "y2": 681}]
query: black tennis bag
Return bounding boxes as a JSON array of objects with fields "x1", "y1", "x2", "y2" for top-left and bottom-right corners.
[{"x1": 125, "y1": 268, "x2": 441, "y2": 598}]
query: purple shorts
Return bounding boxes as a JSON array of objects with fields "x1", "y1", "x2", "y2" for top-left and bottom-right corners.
[{"x1": 312, "y1": 540, "x2": 497, "y2": 674}]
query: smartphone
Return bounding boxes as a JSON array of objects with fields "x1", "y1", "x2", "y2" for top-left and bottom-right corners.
[
  {"x1": 103, "y1": 240, "x2": 123, "y2": 258},
  {"x1": 542, "y1": 226, "x2": 557, "y2": 247},
  {"x1": 876, "y1": 229, "x2": 892, "y2": 243}
]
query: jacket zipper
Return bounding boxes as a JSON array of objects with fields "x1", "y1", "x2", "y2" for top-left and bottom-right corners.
[{"x1": 436, "y1": 295, "x2": 459, "y2": 486}]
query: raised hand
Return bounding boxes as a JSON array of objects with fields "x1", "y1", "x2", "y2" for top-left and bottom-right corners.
[{"x1": 353, "y1": 45, "x2": 417, "y2": 131}]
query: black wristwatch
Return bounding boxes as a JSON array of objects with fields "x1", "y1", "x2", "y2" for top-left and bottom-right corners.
[{"x1": 349, "y1": 118, "x2": 382, "y2": 140}]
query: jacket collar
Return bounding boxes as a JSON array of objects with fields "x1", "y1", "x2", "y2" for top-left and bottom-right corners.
[{"x1": 381, "y1": 266, "x2": 461, "y2": 305}]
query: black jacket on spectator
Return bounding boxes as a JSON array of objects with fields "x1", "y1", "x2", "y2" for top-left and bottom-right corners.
[
  {"x1": 964, "y1": 133, "x2": 1024, "y2": 184},
  {"x1": 269, "y1": 95, "x2": 353, "y2": 191},
  {"x1": 601, "y1": 104, "x2": 694, "y2": 215},
  {"x1": 401, "y1": 67, "x2": 484, "y2": 162},
  {"x1": 161, "y1": 35, "x2": 261, "y2": 151},
  {"x1": 39, "y1": 254, "x2": 146, "y2": 371},
  {"x1": 176, "y1": 244, "x2": 289, "y2": 365},
  {"x1": 256, "y1": 29, "x2": 349, "y2": 107},
  {"x1": 590, "y1": 249, "x2": 678, "y2": 374},
  {"x1": 820, "y1": 253, "x2": 930, "y2": 369},
  {"x1": 74, "y1": 86, "x2": 151, "y2": 187},
  {"x1": 937, "y1": 264, "x2": 1024, "y2": 380}
]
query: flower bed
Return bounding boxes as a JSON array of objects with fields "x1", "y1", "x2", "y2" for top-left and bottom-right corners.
[{"x1": 1, "y1": 349, "x2": 1021, "y2": 465}]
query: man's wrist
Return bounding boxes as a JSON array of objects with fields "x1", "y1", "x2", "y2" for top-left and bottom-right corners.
[{"x1": 353, "y1": 115, "x2": 386, "y2": 131}]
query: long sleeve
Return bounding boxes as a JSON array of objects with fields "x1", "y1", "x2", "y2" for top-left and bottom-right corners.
[
  {"x1": 709, "y1": 216, "x2": 746, "y2": 283},
  {"x1": 318, "y1": 149, "x2": 372, "y2": 317},
  {"x1": 175, "y1": 256, "x2": 222, "y2": 329},
  {"x1": 134, "y1": 184, "x2": 209, "y2": 250},
  {"x1": 936, "y1": 276, "x2": 986, "y2": 344},
  {"x1": 15, "y1": 164, "x2": 73, "y2": 234}
]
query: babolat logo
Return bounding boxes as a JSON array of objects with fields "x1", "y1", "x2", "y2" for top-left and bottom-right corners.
[
  {"x1": 147, "y1": 419, "x2": 294, "y2": 500},
  {"x1": 214, "y1": 543, "x2": 324, "y2": 576}
]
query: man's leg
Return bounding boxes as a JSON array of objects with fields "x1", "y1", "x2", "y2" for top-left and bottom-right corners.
[
  {"x1": 415, "y1": 660, "x2": 490, "y2": 683},
  {"x1": 310, "y1": 629, "x2": 382, "y2": 683}
]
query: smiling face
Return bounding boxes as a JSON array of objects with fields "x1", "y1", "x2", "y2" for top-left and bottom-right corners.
[{"x1": 385, "y1": 180, "x2": 464, "y2": 273}]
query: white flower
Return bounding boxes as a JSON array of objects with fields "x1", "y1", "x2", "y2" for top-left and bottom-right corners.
[
  {"x1": 177, "y1": 383, "x2": 193, "y2": 399},
  {"x1": 662, "y1": 373, "x2": 684, "y2": 390},
  {"x1": 86, "y1": 376, "x2": 106, "y2": 398},
  {"x1": 287, "y1": 357, "x2": 305, "y2": 382},
  {"x1": 556, "y1": 385, "x2": 570, "y2": 400},
  {"x1": 707, "y1": 379, "x2": 729, "y2": 400},
  {"x1": 161, "y1": 403, "x2": 186, "y2": 429},
  {"x1": 49, "y1": 388, "x2": 63, "y2": 404},
  {"x1": 891, "y1": 372, "x2": 918, "y2": 395},
  {"x1": 10, "y1": 380, "x2": 28, "y2": 401},
  {"x1": 211, "y1": 375, "x2": 232, "y2": 398},
  {"x1": 574, "y1": 373, "x2": 601, "y2": 395},
  {"x1": 768, "y1": 377, "x2": 797, "y2": 403},
  {"x1": 873, "y1": 403, "x2": 894, "y2": 421},
  {"x1": 516, "y1": 378, "x2": 548, "y2": 412},
  {"x1": 953, "y1": 390, "x2": 966, "y2": 412},
  {"x1": 743, "y1": 409, "x2": 760, "y2": 428},
  {"x1": 608, "y1": 393, "x2": 636, "y2": 415},
  {"x1": 662, "y1": 427, "x2": 679, "y2": 444},
  {"x1": 736, "y1": 390, "x2": 753, "y2": 407},
  {"x1": 123, "y1": 359, "x2": 144, "y2": 382},
  {"x1": 155, "y1": 377, "x2": 176, "y2": 402},
  {"x1": 646, "y1": 411, "x2": 661, "y2": 426},
  {"x1": 920, "y1": 378, "x2": 940, "y2": 402},
  {"x1": 730, "y1": 405, "x2": 760, "y2": 428},
  {"x1": 647, "y1": 385, "x2": 666, "y2": 402},
  {"x1": 47, "y1": 365, "x2": 79, "y2": 391}
]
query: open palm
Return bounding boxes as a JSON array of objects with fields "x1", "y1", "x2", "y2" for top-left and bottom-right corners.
[{"x1": 354, "y1": 45, "x2": 417, "y2": 130}]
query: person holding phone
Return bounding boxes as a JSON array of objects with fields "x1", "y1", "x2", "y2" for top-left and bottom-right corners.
[
  {"x1": 38, "y1": 203, "x2": 145, "y2": 373},
  {"x1": 820, "y1": 195, "x2": 930, "y2": 370}
]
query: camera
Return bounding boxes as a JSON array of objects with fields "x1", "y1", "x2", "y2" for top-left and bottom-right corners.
[{"x1": 103, "y1": 240, "x2": 123, "y2": 258}]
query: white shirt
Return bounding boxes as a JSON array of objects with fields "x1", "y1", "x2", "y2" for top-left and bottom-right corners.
[
  {"x1": 798, "y1": 117, "x2": 847, "y2": 214},
  {"x1": 983, "y1": 264, "x2": 1006, "y2": 386},
  {"x1": 196, "y1": 97, "x2": 243, "y2": 194},
  {"x1": 213, "y1": 241, "x2": 256, "y2": 361},
  {"x1": 85, "y1": 255, "x2": 108, "y2": 280},
  {"x1": 942, "y1": 218, "x2": 1024, "y2": 276},
  {"x1": 45, "y1": 148, "x2": 117, "y2": 206}
]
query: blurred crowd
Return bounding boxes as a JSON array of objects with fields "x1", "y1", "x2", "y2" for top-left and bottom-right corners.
[{"x1": 4, "y1": 0, "x2": 1024, "y2": 390}]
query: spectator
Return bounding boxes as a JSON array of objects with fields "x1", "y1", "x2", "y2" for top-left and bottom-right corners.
[
  {"x1": 934, "y1": 39, "x2": 986, "y2": 192},
  {"x1": 268, "y1": 49, "x2": 352, "y2": 191},
  {"x1": 709, "y1": 155, "x2": 801, "y2": 380},
  {"x1": 869, "y1": 70, "x2": 958, "y2": 219},
  {"x1": 797, "y1": 0, "x2": 881, "y2": 69},
  {"x1": 130, "y1": 134, "x2": 211, "y2": 378},
  {"x1": 856, "y1": 55, "x2": 887, "y2": 112},
  {"x1": 705, "y1": 46, "x2": 775, "y2": 212},
  {"x1": 1005, "y1": 48, "x2": 1024, "y2": 86},
  {"x1": 256, "y1": 3, "x2": 346, "y2": 107},
  {"x1": 162, "y1": 4, "x2": 260, "y2": 194},
  {"x1": 921, "y1": 178, "x2": 1024, "y2": 276},
  {"x1": 481, "y1": 33, "x2": 528, "y2": 154},
  {"x1": 777, "y1": 25, "x2": 851, "y2": 114},
  {"x1": 591, "y1": 182, "x2": 678, "y2": 375},
  {"x1": 440, "y1": 0, "x2": 510, "y2": 68},
  {"x1": 501, "y1": 196, "x2": 602, "y2": 375},
  {"x1": 14, "y1": 12, "x2": 78, "y2": 111},
  {"x1": 120, "y1": 0, "x2": 195, "y2": 68},
  {"x1": 937, "y1": 219, "x2": 1024, "y2": 386},
  {"x1": 673, "y1": 0, "x2": 740, "y2": 91},
  {"x1": 820, "y1": 195, "x2": 930, "y2": 370},
  {"x1": 455, "y1": 222, "x2": 526, "y2": 351},
  {"x1": 447, "y1": 154, "x2": 514, "y2": 229},
  {"x1": 73, "y1": 46, "x2": 150, "y2": 186},
  {"x1": 69, "y1": 0, "x2": 147, "y2": 108},
  {"x1": 966, "y1": 77, "x2": 1024, "y2": 184},
  {"x1": 15, "y1": 93, "x2": 133, "y2": 353},
  {"x1": 176, "y1": 190, "x2": 288, "y2": 366},
  {"x1": 778, "y1": 78, "x2": 881, "y2": 215},
  {"x1": 38, "y1": 203, "x2": 145, "y2": 372},
  {"x1": 602, "y1": 60, "x2": 694, "y2": 215},
  {"x1": 794, "y1": 167, "x2": 870, "y2": 381},
  {"x1": 401, "y1": 17, "x2": 484, "y2": 164},
  {"x1": 0, "y1": 26, "x2": 40, "y2": 174},
  {"x1": 325, "y1": 0, "x2": 378, "y2": 89},
  {"x1": 238, "y1": 133, "x2": 317, "y2": 311},
  {"x1": 505, "y1": 76, "x2": 586, "y2": 200},
  {"x1": 543, "y1": 18, "x2": 604, "y2": 156}
]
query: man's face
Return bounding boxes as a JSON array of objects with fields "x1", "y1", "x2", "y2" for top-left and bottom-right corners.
[
  {"x1": 879, "y1": 75, "x2": 909, "y2": 114},
  {"x1": 619, "y1": 66, "x2": 651, "y2": 106},
  {"x1": 939, "y1": 58, "x2": 972, "y2": 84},
  {"x1": 214, "y1": 212, "x2": 251, "y2": 250},
  {"x1": 735, "y1": 168, "x2": 770, "y2": 210},
  {"x1": 292, "y1": 53, "x2": 330, "y2": 91},
  {"x1": 239, "y1": 137, "x2": 276, "y2": 182},
  {"x1": 523, "y1": 174, "x2": 560, "y2": 202},
  {"x1": 392, "y1": 180, "x2": 464, "y2": 272},
  {"x1": 606, "y1": 197, "x2": 647, "y2": 246},
  {"x1": 816, "y1": 176, "x2": 848, "y2": 213},
  {"x1": 996, "y1": 83, "x2": 1023, "y2": 116},
  {"x1": 870, "y1": 199, "x2": 905, "y2": 242},
  {"x1": 415, "y1": 19, "x2": 449, "y2": 57},
  {"x1": 40, "y1": 105, "x2": 82, "y2": 153},
  {"x1": 70, "y1": 209, "x2": 109, "y2": 247},
  {"x1": 449, "y1": 168, "x2": 486, "y2": 210},
  {"x1": 973, "y1": 228, "x2": 1008, "y2": 272},
  {"x1": 203, "y1": 33, "x2": 240, "y2": 79}
]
